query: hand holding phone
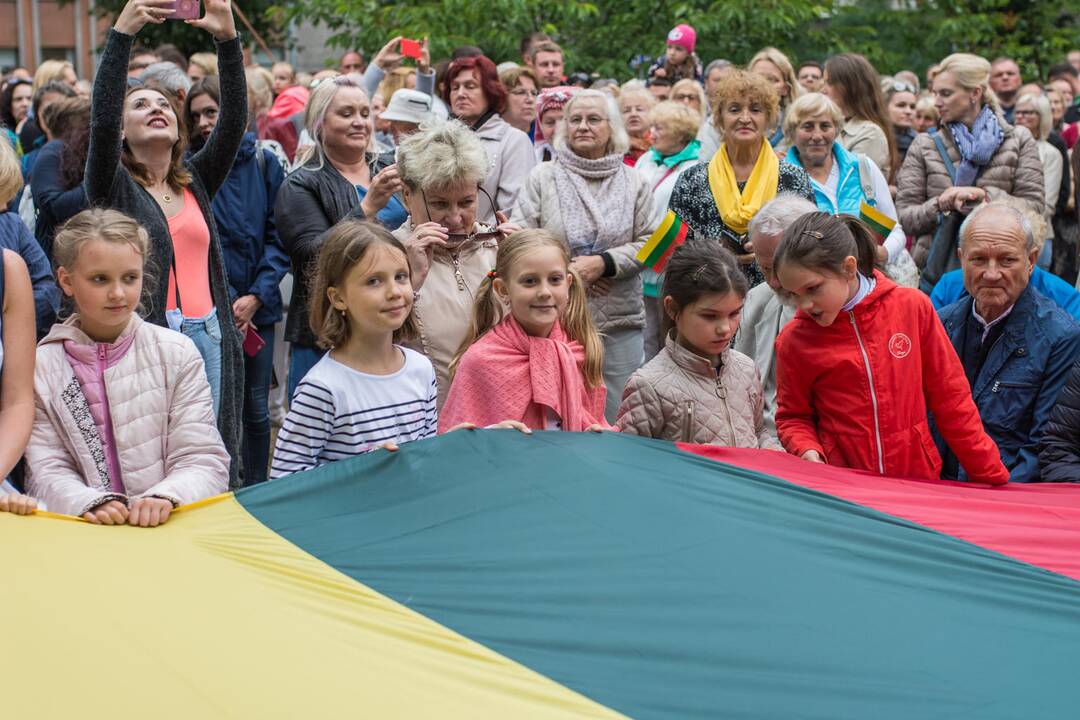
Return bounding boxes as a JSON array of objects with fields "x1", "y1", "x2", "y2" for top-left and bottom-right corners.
[
  {"x1": 169, "y1": 0, "x2": 200, "y2": 19},
  {"x1": 400, "y1": 38, "x2": 423, "y2": 60}
]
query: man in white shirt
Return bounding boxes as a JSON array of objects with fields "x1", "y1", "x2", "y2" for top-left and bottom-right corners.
[{"x1": 734, "y1": 194, "x2": 818, "y2": 435}]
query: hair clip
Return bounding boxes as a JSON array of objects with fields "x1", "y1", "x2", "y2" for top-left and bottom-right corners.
[
  {"x1": 691, "y1": 263, "x2": 709, "y2": 282},
  {"x1": 487, "y1": 269, "x2": 498, "y2": 278},
  {"x1": 801, "y1": 229, "x2": 824, "y2": 240}
]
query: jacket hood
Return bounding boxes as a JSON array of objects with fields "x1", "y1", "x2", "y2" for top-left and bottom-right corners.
[
  {"x1": 268, "y1": 86, "x2": 310, "y2": 120},
  {"x1": 40, "y1": 313, "x2": 141, "y2": 348}
]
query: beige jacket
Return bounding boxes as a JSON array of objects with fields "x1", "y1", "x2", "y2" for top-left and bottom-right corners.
[
  {"x1": 839, "y1": 119, "x2": 891, "y2": 179},
  {"x1": 394, "y1": 220, "x2": 499, "y2": 407},
  {"x1": 896, "y1": 114, "x2": 1045, "y2": 267},
  {"x1": 616, "y1": 331, "x2": 781, "y2": 449},
  {"x1": 512, "y1": 161, "x2": 657, "y2": 333},
  {"x1": 475, "y1": 113, "x2": 537, "y2": 223},
  {"x1": 26, "y1": 315, "x2": 229, "y2": 517}
]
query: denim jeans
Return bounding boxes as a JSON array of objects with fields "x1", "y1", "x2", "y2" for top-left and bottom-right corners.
[
  {"x1": 180, "y1": 307, "x2": 223, "y2": 416},
  {"x1": 242, "y1": 327, "x2": 275, "y2": 485},
  {"x1": 288, "y1": 344, "x2": 326, "y2": 402},
  {"x1": 601, "y1": 327, "x2": 645, "y2": 423}
]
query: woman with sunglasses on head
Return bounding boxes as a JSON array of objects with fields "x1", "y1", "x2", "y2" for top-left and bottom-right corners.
[
  {"x1": 883, "y1": 78, "x2": 919, "y2": 165},
  {"x1": 393, "y1": 120, "x2": 519, "y2": 406}
]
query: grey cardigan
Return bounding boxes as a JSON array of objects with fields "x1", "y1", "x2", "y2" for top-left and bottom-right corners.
[{"x1": 84, "y1": 29, "x2": 248, "y2": 488}]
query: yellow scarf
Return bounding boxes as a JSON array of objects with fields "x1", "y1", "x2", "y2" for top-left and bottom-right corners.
[{"x1": 707, "y1": 139, "x2": 780, "y2": 235}]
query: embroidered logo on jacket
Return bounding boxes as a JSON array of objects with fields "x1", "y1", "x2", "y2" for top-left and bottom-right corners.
[{"x1": 888, "y1": 333, "x2": 912, "y2": 359}]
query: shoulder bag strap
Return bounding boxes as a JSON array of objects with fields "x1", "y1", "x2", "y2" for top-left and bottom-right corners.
[{"x1": 932, "y1": 131, "x2": 958, "y2": 186}]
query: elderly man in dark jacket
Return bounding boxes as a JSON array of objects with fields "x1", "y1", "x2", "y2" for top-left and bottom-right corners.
[{"x1": 936, "y1": 202, "x2": 1080, "y2": 483}]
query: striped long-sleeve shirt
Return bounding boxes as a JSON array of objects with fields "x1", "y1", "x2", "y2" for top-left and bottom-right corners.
[{"x1": 270, "y1": 348, "x2": 438, "y2": 479}]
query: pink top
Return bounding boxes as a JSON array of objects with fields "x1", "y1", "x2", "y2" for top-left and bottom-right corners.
[
  {"x1": 166, "y1": 188, "x2": 214, "y2": 318},
  {"x1": 64, "y1": 332, "x2": 137, "y2": 493}
]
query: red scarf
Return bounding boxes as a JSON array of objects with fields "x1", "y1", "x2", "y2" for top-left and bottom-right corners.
[{"x1": 439, "y1": 315, "x2": 607, "y2": 432}]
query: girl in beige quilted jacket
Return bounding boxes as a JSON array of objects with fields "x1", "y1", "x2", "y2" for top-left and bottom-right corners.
[
  {"x1": 25, "y1": 209, "x2": 229, "y2": 526},
  {"x1": 617, "y1": 242, "x2": 780, "y2": 449}
]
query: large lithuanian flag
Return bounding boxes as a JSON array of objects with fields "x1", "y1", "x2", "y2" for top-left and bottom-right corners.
[{"x1": 5, "y1": 431, "x2": 1080, "y2": 718}]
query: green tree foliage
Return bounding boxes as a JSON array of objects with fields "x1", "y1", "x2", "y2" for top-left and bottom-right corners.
[
  {"x1": 91, "y1": 0, "x2": 285, "y2": 60},
  {"x1": 270, "y1": 0, "x2": 1076, "y2": 80}
]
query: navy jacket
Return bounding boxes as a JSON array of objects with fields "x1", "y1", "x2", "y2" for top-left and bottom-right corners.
[
  {"x1": 937, "y1": 285, "x2": 1080, "y2": 482},
  {"x1": 0, "y1": 212, "x2": 59, "y2": 338},
  {"x1": 30, "y1": 139, "x2": 87, "y2": 260},
  {"x1": 1039, "y1": 359, "x2": 1080, "y2": 482},
  {"x1": 207, "y1": 132, "x2": 288, "y2": 328}
]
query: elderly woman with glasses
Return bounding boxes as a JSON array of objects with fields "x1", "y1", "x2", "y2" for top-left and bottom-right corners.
[
  {"x1": 513, "y1": 89, "x2": 658, "y2": 421},
  {"x1": 394, "y1": 120, "x2": 520, "y2": 406}
]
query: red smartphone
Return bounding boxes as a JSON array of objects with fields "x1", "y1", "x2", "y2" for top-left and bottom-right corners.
[
  {"x1": 169, "y1": 0, "x2": 201, "y2": 20},
  {"x1": 243, "y1": 326, "x2": 266, "y2": 357},
  {"x1": 400, "y1": 38, "x2": 423, "y2": 60}
]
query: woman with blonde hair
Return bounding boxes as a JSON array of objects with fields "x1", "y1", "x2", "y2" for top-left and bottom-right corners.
[
  {"x1": 187, "y1": 52, "x2": 218, "y2": 82},
  {"x1": 500, "y1": 65, "x2": 539, "y2": 136},
  {"x1": 748, "y1": 47, "x2": 802, "y2": 148},
  {"x1": 275, "y1": 74, "x2": 405, "y2": 396},
  {"x1": 670, "y1": 78, "x2": 707, "y2": 118},
  {"x1": 896, "y1": 52, "x2": 1045, "y2": 269},
  {"x1": 31, "y1": 60, "x2": 77, "y2": 92},
  {"x1": 393, "y1": 120, "x2": 516, "y2": 405},
  {"x1": 619, "y1": 80, "x2": 656, "y2": 166}
]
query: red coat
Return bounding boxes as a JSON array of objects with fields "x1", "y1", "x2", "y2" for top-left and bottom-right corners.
[{"x1": 775, "y1": 271, "x2": 1009, "y2": 484}]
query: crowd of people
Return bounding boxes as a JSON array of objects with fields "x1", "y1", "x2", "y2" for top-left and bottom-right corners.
[{"x1": 3, "y1": 0, "x2": 1080, "y2": 526}]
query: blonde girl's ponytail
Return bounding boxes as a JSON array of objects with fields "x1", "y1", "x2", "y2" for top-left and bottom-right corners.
[{"x1": 561, "y1": 265, "x2": 604, "y2": 388}]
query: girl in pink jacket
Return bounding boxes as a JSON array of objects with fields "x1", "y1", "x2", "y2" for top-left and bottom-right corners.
[{"x1": 25, "y1": 209, "x2": 229, "y2": 526}]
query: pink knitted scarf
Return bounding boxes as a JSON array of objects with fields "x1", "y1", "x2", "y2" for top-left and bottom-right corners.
[{"x1": 439, "y1": 315, "x2": 607, "y2": 432}]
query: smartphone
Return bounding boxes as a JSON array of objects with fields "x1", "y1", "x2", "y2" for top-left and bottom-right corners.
[
  {"x1": 169, "y1": 0, "x2": 201, "y2": 20},
  {"x1": 243, "y1": 326, "x2": 266, "y2": 357}
]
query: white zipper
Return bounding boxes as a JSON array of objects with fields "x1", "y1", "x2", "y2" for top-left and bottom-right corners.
[{"x1": 849, "y1": 312, "x2": 885, "y2": 474}]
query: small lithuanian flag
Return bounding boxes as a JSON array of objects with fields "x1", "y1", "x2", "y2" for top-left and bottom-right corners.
[
  {"x1": 859, "y1": 199, "x2": 897, "y2": 244},
  {"x1": 637, "y1": 210, "x2": 689, "y2": 272}
]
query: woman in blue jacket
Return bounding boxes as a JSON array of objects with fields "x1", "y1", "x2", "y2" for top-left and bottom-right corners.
[{"x1": 185, "y1": 76, "x2": 288, "y2": 485}]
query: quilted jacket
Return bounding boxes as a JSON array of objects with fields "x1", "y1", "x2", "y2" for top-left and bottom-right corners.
[
  {"x1": 617, "y1": 331, "x2": 781, "y2": 449},
  {"x1": 895, "y1": 111, "x2": 1045, "y2": 267},
  {"x1": 26, "y1": 314, "x2": 229, "y2": 517},
  {"x1": 512, "y1": 161, "x2": 657, "y2": 333},
  {"x1": 1038, "y1": 359, "x2": 1080, "y2": 482}
]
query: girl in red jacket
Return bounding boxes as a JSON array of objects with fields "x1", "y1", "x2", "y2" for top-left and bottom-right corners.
[{"x1": 773, "y1": 212, "x2": 1008, "y2": 484}]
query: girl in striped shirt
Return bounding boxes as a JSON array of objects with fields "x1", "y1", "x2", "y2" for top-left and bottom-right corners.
[{"x1": 270, "y1": 221, "x2": 438, "y2": 478}]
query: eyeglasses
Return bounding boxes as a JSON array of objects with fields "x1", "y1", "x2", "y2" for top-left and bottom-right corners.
[
  {"x1": 568, "y1": 114, "x2": 606, "y2": 127},
  {"x1": 1014, "y1": 109, "x2": 1039, "y2": 117},
  {"x1": 510, "y1": 88, "x2": 539, "y2": 98},
  {"x1": 421, "y1": 185, "x2": 503, "y2": 246}
]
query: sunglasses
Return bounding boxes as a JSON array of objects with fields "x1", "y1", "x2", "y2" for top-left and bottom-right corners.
[
  {"x1": 891, "y1": 80, "x2": 917, "y2": 94},
  {"x1": 421, "y1": 185, "x2": 503, "y2": 246}
]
